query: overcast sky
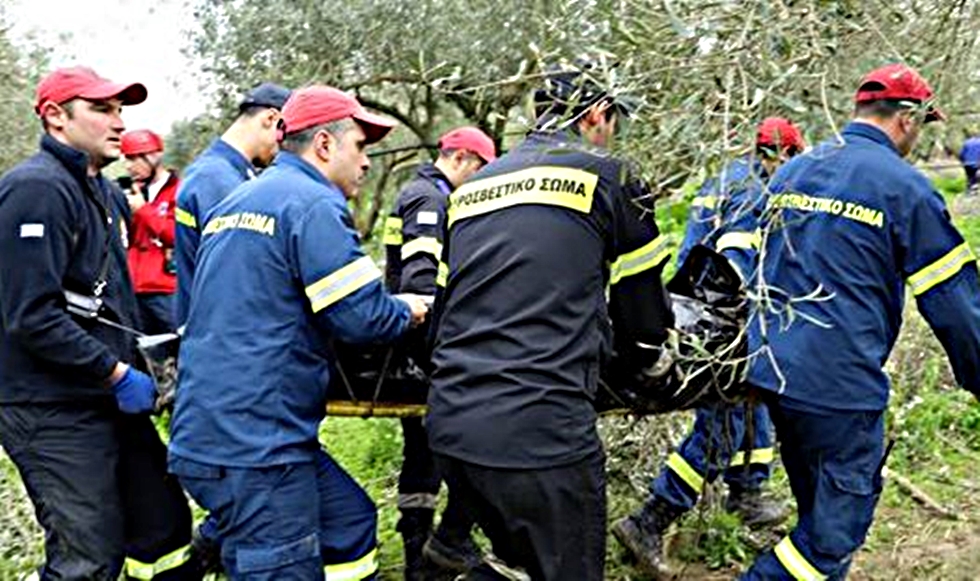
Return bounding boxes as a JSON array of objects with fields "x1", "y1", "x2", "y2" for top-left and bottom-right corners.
[{"x1": 6, "y1": 0, "x2": 209, "y2": 133}]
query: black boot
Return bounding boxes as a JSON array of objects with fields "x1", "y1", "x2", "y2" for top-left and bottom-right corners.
[
  {"x1": 187, "y1": 519, "x2": 224, "y2": 575},
  {"x1": 399, "y1": 508, "x2": 434, "y2": 581},
  {"x1": 725, "y1": 487, "x2": 789, "y2": 529},
  {"x1": 612, "y1": 497, "x2": 685, "y2": 579},
  {"x1": 422, "y1": 530, "x2": 482, "y2": 575}
]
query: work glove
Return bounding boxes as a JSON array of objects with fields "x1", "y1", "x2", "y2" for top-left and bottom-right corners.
[{"x1": 112, "y1": 366, "x2": 158, "y2": 414}]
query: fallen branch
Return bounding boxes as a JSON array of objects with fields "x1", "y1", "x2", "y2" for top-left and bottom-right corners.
[{"x1": 883, "y1": 466, "x2": 960, "y2": 521}]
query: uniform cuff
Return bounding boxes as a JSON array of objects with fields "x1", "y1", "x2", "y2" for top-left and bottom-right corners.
[{"x1": 95, "y1": 353, "x2": 120, "y2": 385}]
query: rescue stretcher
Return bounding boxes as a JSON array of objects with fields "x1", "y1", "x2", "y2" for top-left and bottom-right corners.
[
  {"x1": 325, "y1": 245, "x2": 749, "y2": 418},
  {"x1": 142, "y1": 247, "x2": 745, "y2": 417}
]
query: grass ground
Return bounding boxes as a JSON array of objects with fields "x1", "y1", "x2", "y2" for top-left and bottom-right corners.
[{"x1": 3, "y1": 172, "x2": 980, "y2": 579}]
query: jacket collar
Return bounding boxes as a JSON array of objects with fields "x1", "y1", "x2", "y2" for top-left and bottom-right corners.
[
  {"x1": 209, "y1": 138, "x2": 256, "y2": 180},
  {"x1": 274, "y1": 151, "x2": 345, "y2": 198},
  {"x1": 842, "y1": 121, "x2": 900, "y2": 155},
  {"x1": 417, "y1": 163, "x2": 453, "y2": 195},
  {"x1": 40, "y1": 134, "x2": 92, "y2": 183},
  {"x1": 525, "y1": 128, "x2": 608, "y2": 158}
]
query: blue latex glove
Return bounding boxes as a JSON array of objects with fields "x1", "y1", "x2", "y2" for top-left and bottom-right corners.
[{"x1": 112, "y1": 366, "x2": 157, "y2": 414}]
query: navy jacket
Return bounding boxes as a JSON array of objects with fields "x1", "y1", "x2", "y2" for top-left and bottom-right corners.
[
  {"x1": 0, "y1": 135, "x2": 140, "y2": 402},
  {"x1": 428, "y1": 130, "x2": 673, "y2": 469},
  {"x1": 679, "y1": 156, "x2": 766, "y2": 278},
  {"x1": 173, "y1": 139, "x2": 255, "y2": 326},
  {"x1": 384, "y1": 163, "x2": 452, "y2": 295},
  {"x1": 749, "y1": 122, "x2": 980, "y2": 411},
  {"x1": 169, "y1": 152, "x2": 412, "y2": 467}
]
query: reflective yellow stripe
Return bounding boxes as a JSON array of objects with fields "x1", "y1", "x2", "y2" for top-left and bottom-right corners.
[
  {"x1": 666, "y1": 452, "x2": 704, "y2": 492},
  {"x1": 716, "y1": 230, "x2": 761, "y2": 251},
  {"x1": 305, "y1": 256, "x2": 382, "y2": 313},
  {"x1": 907, "y1": 242, "x2": 975, "y2": 296},
  {"x1": 436, "y1": 261, "x2": 448, "y2": 288},
  {"x1": 447, "y1": 166, "x2": 597, "y2": 227},
  {"x1": 609, "y1": 236, "x2": 671, "y2": 285},
  {"x1": 324, "y1": 547, "x2": 379, "y2": 580},
  {"x1": 774, "y1": 536, "x2": 826, "y2": 581},
  {"x1": 175, "y1": 207, "x2": 197, "y2": 229},
  {"x1": 690, "y1": 195, "x2": 718, "y2": 209},
  {"x1": 383, "y1": 217, "x2": 403, "y2": 246},
  {"x1": 124, "y1": 545, "x2": 193, "y2": 579},
  {"x1": 401, "y1": 236, "x2": 443, "y2": 261},
  {"x1": 729, "y1": 447, "x2": 775, "y2": 467}
]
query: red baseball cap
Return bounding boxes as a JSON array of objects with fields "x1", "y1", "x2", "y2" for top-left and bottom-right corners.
[
  {"x1": 281, "y1": 86, "x2": 395, "y2": 145},
  {"x1": 756, "y1": 117, "x2": 805, "y2": 152},
  {"x1": 121, "y1": 129, "x2": 164, "y2": 156},
  {"x1": 855, "y1": 63, "x2": 944, "y2": 122},
  {"x1": 35, "y1": 66, "x2": 147, "y2": 115},
  {"x1": 438, "y1": 127, "x2": 497, "y2": 163}
]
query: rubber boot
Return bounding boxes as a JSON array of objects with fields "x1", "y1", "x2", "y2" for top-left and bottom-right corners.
[
  {"x1": 724, "y1": 487, "x2": 789, "y2": 529},
  {"x1": 612, "y1": 496, "x2": 685, "y2": 579},
  {"x1": 399, "y1": 508, "x2": 434, "y2": 581}
]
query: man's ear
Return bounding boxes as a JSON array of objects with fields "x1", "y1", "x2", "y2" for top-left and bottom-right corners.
[
  {"x1": 578, "y1": 101, "x2": 612, "y2": 137},
  {"x1": 450, "y1": 149, "x2": 469, "y2": 168},
  {"x1": 898, "y1": 109, "x2": 918, "y2": 132},
  {"x1": 40, "y1": 102, "x2": 68, "y2": 131},
  {"x1": 314, "y1": 130, "x2": 336, "y2": 161},
  {"x1": 261, "y1": 109, "x2": 278, "y2": 130},
  {"x1": 586, "y1": 101, "x2": 611, "y2": 126}
]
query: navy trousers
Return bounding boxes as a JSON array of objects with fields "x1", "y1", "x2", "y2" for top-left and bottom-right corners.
[
  {"x1": 170, "y1": 449, "x2": 378, "y2": 580},
  {"x1": 0, "y1": 402, "x2": 198, "y2": 581},
  {"x1": 652, "y1": 400, "x2": 774, "y2": 511},
  {"x1": 740, "y1": 395, "x2": 885, "y2": 580}
]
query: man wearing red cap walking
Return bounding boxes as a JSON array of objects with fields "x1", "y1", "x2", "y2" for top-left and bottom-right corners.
[
  {"x1": 382, "y1": 126, "x2": 497, "y2": 579},
  {"x1": 742, "y1": 64, "x2": 980, "y2": 579},
  {"x1": 614, "y1": 117, "x2": 806, "y2": 578},
  {"x1": 120, "y1": 130, "x2": 179, "y2": 348},
  {"x1": 0, "y1": 67, "x2": 202, "y2": 580},
  {"x1": 168, "y1": 85, "x2": 429, "y2": 580}
]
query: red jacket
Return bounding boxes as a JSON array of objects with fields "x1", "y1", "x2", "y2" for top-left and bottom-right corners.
[{"x1": 127, "y1": 172, "x2": 178, "y2": 294}]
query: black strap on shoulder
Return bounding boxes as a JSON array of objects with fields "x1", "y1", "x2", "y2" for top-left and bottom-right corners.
[{"x1": 72, "y1": 176, "x2": 114, "y2": 297}]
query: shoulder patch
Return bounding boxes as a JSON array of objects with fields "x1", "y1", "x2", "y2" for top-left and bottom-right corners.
[
  {"x1": 19, "y1": 223, "x2": 44, "y2": 238},
  {"x1": 417, "y1": 211, "x2": 439, "y2": 225}
]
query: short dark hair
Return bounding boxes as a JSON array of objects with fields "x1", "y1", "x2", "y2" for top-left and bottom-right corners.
[
  {"x1": 854, "y1": 99, "x2": 915, "y2": 119},
  {"x1": 237, "y1": 105, "x2": 274, "y2": 119},
  {"x1": 438, "y1": 148, "x2": 482, "y2": 161},
  {"x1": 756, "y1": 143, "x2": 802, "y2": 159},
  {"x1": 280, "y1": 118, "x2": 357, "y2": 153}
]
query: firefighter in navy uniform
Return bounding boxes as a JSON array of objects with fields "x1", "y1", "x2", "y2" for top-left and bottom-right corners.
[
  {"x1": 168, "y1": 86, "x2": 429, "y2": 580},
  {"x1": 173, "y1": 82, "x2": 290, "y2": 328},
  {"x1": 0, "y1": 66, "x2": 202, "y2": 581},
  {"x1": 742, "y1": 64, "x2": 980, "y2": 580},
  {"x1": 426, "y1": 60, "x2": 674, "y2": 580},
  {"x1": 383, "y1": 127, "x2": 497, "y2": 579},
  {"x1": 614, "y1": 117, "x2": 805, "y2": 577}
]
